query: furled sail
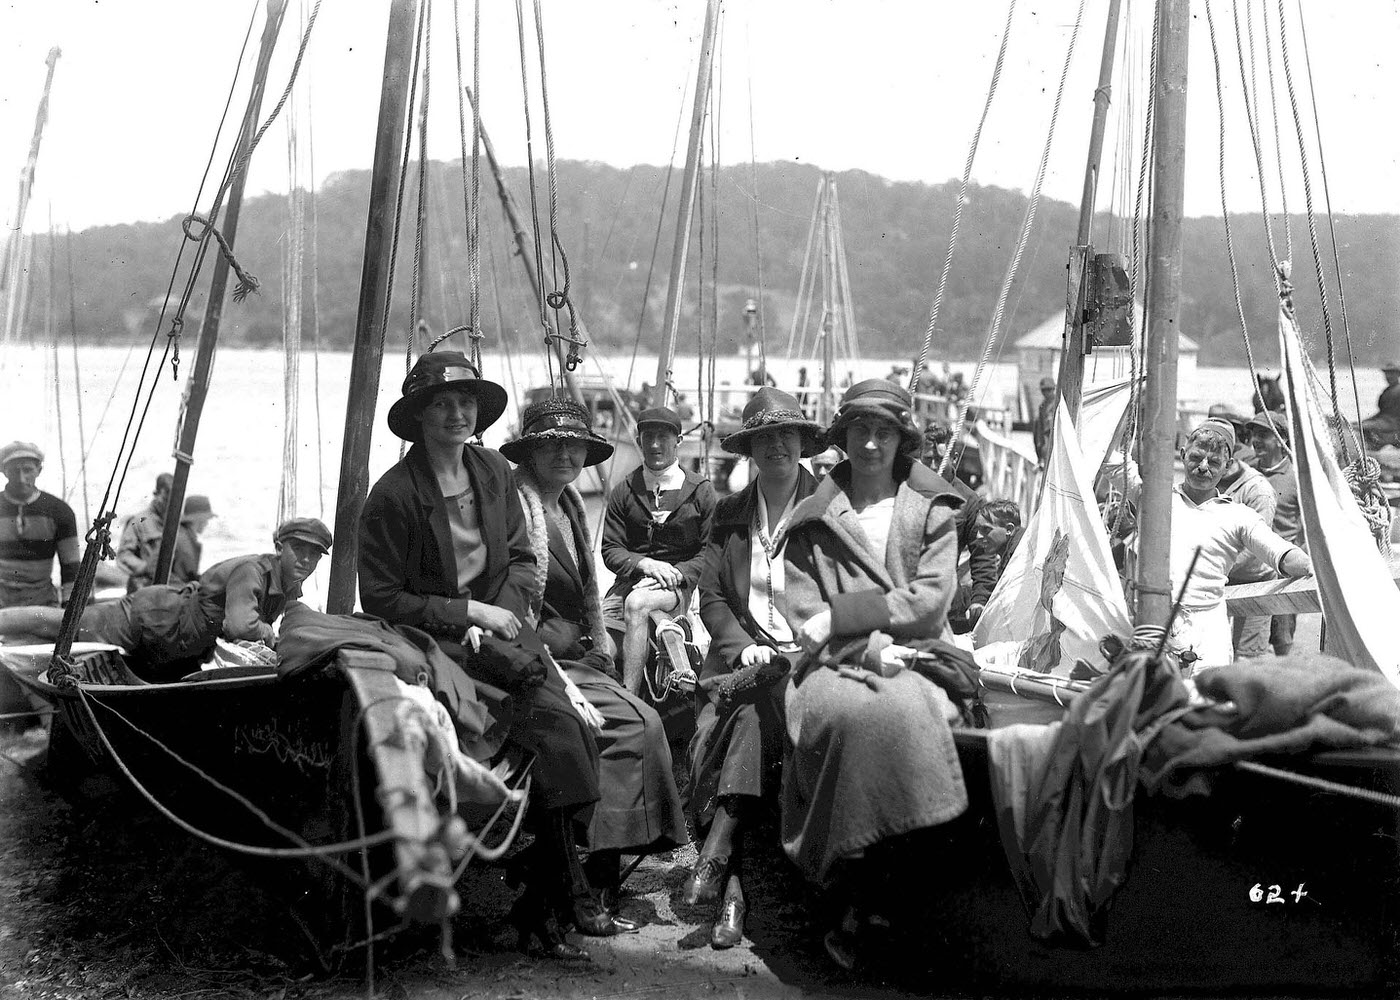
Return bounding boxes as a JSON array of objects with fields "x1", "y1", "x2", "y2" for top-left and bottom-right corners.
[
  {"x1": 974, "y1": 398, "x2": 1132, "y2": 675},
  {"x1": 1278, "y1": 308, "x2": 1400, "y2": 686}
]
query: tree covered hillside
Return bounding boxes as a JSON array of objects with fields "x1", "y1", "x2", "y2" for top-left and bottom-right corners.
[{"x1": 24, "y1": 159, "x2": 1399, "y2": 366}]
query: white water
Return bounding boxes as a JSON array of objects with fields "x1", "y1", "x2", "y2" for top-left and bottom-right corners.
[{"x1": 1, "y1": 344, "x2": 1385, "y2": 608}]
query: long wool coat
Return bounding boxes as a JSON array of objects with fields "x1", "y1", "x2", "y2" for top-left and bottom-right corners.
[
  {"x1": 778, "y1": 456, "x2": 970, "y2": 883},
  {"x1": 358, "y1": 443, "x2": 598, "y2": 815}
]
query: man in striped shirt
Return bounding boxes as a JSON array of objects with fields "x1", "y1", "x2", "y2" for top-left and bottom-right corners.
[{"x1": 0, "y1": 441, "x2": 80, "y2": 608}]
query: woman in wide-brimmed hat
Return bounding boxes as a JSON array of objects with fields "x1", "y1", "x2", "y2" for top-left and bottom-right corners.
[
  {"x1": 779, "y1": 377, "x2": 974, "y2": 968},
  {"x1": 685, "y1": 387, "x2": 822, "y2": 949},
  {"x1": 359, "y1": 354, "x2": 629, "y2": 960},
  {"x1": 503, "y1": 397, "x2": 689, "y2": 929}
]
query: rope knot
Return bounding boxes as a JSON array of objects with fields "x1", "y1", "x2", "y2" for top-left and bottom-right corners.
[{"x1": 181, "y1": 213, "x2": 261, "y2": 303}]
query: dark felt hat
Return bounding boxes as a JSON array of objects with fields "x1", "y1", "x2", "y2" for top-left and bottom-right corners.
[
  {"x1": 499, "y1": 397, "x2": 614, "y2": 468},
  {"x1": 635, "y1": 406, "x2": 683, "y2": 435},
  {"x1": 720, "y1": 387, "x2": 824, "y2": 457},
  {"x1": 825, "y1": 378, "x2": 922, "y2": 454},
  {"x1": 1244, "y1": 409, "x2": 1290, "y2": 444},
  {"x1": 1383, "y1": 360, "x2": 1400, "y2": 373},
  {"x1": 386, "y1": 351, "x2": 508, "y2": 442},
  {"x1": 180, "y1": 495, "x2": 215, "y2": 522},
  {"x1": 275, "y1": 517, "x2": 333, "y2": 554}
]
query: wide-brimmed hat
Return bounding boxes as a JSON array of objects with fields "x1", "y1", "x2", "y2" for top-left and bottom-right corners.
[
  {"x1": 721, "y1": 387, "x2": 824, "y2": 457},
  {"x1": 274, "y1": 516, "x2": 333, "y2": 554},
  {"x1": 1383, "y1": 360, "x2": 1400, "y2": 374},
  {"x1": 0, "y1": 441, "x2": 43, "y2": 469},
  {"x1": 386, "y1": 351, "x2": 508, "y2": 442},
  {"x1": 180, "y1": 495, "x2": 215, "y2": 522},
  {"x1": 499, "y1": 397, "x2": 614, "y2": 468},
  {"x1": 825, "y1": 379, "x2": 922, "y2": 454},
  {"x1": 1244, "y1": 410, "x2": 1290, "y2": 444}
]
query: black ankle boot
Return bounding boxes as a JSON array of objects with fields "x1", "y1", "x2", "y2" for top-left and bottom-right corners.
[
  {"x1": 549, "y1": 811, "x2": 637, "y2": 937},
  {"x1": 509, "y1": 889, "x2": 589, "y2": 962}
]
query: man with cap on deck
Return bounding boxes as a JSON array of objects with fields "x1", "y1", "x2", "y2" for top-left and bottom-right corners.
[
  {"x1": 1246, "y1": 410, "x2": 1304, "y2": 655},
  {"x1": 1157, "y1": 420, "x2": 1309, "y2": 669},
  {"x1": 0, "y1": 441, "x2": 80, "y2": 609},
  {"x1": 117, "y1": 473, "x2": 175, "y2": 593},
  {"x1": 1032, "y1": 377, "x2": 1057, "y2": 467},
  {"x1": 0, "y1": 516, "x2": 331, "y2": 682},
  {"x1": 601, "y1": 405, "x2": 717, "y2": 696}
]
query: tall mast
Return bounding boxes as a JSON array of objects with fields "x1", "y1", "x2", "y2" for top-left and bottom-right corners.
[
  {"x1": 1, "y1": 47, "x2": 61, "y2": 349},
  {"x1": 154, "y1": 0, "x2": 287, "y2": 584},
  {"x1": 326, "y1": 0, "x2": 421, "y2": 614},
  {"x1": 819, "y1": 173, "x2": 835, "y2": 425},
  {"x1": 1056, "y1": 0, "x2": 1123, "y2": 419},
  {"x1": 1135, "y1": 0, "x2": 1190, "y2": 627},
  {"x1": 651, "y1": 0, "x2": 721, "y2": 408},
  {"x1": 465, "y1": 88, "x2": 583, "y2": 404}
]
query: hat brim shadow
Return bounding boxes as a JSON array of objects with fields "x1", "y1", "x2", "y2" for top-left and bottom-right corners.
[{"x1": 386, "y1": 379, "x2": 509, "y2": 442}]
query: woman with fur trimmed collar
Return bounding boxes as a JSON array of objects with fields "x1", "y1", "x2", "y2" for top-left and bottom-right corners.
[{"x1": 503, "y1": 397, "x2": 689, "y2": 929}]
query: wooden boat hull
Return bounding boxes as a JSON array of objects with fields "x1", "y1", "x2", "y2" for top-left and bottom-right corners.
[{"x1": 923, "y1": 698, "x2": 1400, "y2": 993}]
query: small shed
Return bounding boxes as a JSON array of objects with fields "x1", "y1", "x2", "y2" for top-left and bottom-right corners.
[{"x1": 1015, "y1": 310, "x2": 1199, "y2": 417}]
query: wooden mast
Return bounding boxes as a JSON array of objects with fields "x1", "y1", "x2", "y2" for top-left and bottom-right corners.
[
  {"x1": 1056, "y1": 0, "x2": 1123, "y2": 420},
  {"x1": 651, "y1": 0, "x2": 721, "y2": 409},
  {"x1": 1135, "y1": 0, "x2": 1190, "y2": 627},
  {"x1": 154, "y1": 0, "x2": 288, "y2": 584},
  {"x1": 464, "y1": 88, "x2": 583, "y2": 404},
  {"x1": 326, "y1": 0, "x2": 421, "y2": 614},
  {"x1": 1, "y1": 47, "x2": 60, "y2": 349}
]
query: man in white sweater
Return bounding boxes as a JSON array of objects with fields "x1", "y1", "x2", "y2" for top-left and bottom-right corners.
[{"x1": 1163, "y1": 419, "x2": 1310, "y2": 669}]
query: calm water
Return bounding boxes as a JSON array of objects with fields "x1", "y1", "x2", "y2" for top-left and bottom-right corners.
[{"x1": 1, "y1": 344, "x2": 1385, "y2": 609}]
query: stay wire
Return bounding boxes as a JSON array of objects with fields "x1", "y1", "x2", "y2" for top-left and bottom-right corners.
[
  {"x1": 1230, "y1": 0, "x2": 1283, "y2": 278},
  {"x1": 63, "y1": 230, "x2": 89, "y2": 523},
  {"x1": 942, "y1": 0, "x2": 1085, "y2": 479},
  {"x1": 1293, "y1": 0, "x2": 1367, "y2": 439},
  {"x1": 911, "y1": 0, "x2": 1017, "y2": 398},
  {"x1": 745, "y1": 37, "x2": 769, "y2": 381},
  {"x1": 1275, "y1": 0, "x2": 1347, "y2": 450},
  {"x1": 1256, "y1": 0, "x2": 1293, "y2": 258},
  {"x1": 407, "y1": 0, "x2": 433, "y2": 363},
  {"x1": 513, "y1": 0, "x2": 554, "y2": 389}
]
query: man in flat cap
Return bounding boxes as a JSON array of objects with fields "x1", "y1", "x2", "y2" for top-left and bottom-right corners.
[
  {"x1": 601, "y1": 406, "x2": 716, "y2": 695},
  {"x1": 0, "y1": 441, "x2": 80, "y2": 609}
]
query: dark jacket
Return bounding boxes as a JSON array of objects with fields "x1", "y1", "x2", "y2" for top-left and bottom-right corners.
[
  {"x1": 945, "y1": 476, "x2": 1003, "y2": 607},
  {"x1": 199, "y1": 552, "x2": 292, "y2": 645},
  {"x1": 358, "y1": 443, "x2": 536, "y2": 633},
  {"x1": 698, "y1": 469, "x2": 818, "y2": 687},
  {"x1": 600, "y1": 466, "x2": 716, "y2": 589}
]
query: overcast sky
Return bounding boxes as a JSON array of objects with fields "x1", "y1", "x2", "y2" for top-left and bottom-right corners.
[{"x1": 2, "y1": 0, "x2": 1397, "y2": 235}]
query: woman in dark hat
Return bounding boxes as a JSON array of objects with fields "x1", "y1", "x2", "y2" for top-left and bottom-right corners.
[
  {"x1": 779, "y1": 378, "x2": 972, "y2": 968},
  {"x1": 502, "y1": 397, "x2": 689, "y2": 927},
  {"x1": 358, "y1": 353, "x2": 628, "y2": 960},
  {"x1": 684, "y1": 387, "x2": 822, "y2": 948}
]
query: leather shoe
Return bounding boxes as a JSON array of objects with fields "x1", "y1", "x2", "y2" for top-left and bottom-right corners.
[
  {"x1": 682, "y1": 853, "x2": 728, "y2": 906},
  {"x1": 710, "y1": 895, "x2": 746, "y2": 949},
  {"x1": 600, "y1": 887, "x2": 643, "y2": 931}
]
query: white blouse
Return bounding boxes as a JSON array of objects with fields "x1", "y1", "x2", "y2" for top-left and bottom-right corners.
[
  {"x1": 855, "y1": 497, "x2": 897, "y2": 563},
  {"x1": 747, "y1": 488, "x2": 798, "y2": 646}
]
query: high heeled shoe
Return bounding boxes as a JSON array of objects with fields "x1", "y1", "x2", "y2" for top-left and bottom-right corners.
[
  {"x1": 682, "y1": 852, "x2": 728, "y2": 906},
  {"x1": 509, "y1": 893, "x2": 591, "y2": 962}
]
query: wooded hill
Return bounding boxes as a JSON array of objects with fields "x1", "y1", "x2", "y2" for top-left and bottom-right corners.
[{"x1": 26, "y1": 159, "x2": 1400, "y2": 366}]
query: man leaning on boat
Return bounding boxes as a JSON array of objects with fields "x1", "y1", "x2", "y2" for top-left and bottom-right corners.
[{"x1": 0, "y1": 516, "x2": 331, "y2": 681}]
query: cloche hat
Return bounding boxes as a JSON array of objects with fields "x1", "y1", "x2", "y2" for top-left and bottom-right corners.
[
  {"x1": 825, "y1": 379, "x2": 922, "y2": 455},
  {"x1": 499, "y1": 397, "x2": 614, "y2": 468},
  {"x1": 386, "y1": 351, "x2": 508, "y2": 443},
  {"x1": 720, "y1": 387, "x2": 824, "y2": 457}
]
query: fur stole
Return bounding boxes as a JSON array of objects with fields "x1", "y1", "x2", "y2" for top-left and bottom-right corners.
[{"x1": 516, "y1": 475, "x2": 615, "y2": 660}]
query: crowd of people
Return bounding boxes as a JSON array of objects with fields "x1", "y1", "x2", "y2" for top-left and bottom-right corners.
[{"x1": 0, "y1": 349, "x2": 1337, "y2": 969}]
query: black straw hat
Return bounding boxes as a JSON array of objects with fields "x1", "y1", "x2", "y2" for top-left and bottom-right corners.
[
  {"x1": 499, "y1": 397, "x2": 614, "y2": 468},
  {"x1": 721, "y1": 387, "x2": 824, "y2": 457},
  {"x1": 386, "y1": 351, "x2": 508, "y2": 442}
]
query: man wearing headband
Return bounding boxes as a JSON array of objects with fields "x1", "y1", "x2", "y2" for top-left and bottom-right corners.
[{"x1": 1160, "y1": 419, "x2": 1310, "y2": 669}]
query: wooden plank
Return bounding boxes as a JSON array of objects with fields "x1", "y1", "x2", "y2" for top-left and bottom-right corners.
[
  {"x1": 1225, "y1": 565, "x2": 1400, "y2": 618},
  {"x1": 339, "y1": 649, "x2": 457, "y2": 924}
]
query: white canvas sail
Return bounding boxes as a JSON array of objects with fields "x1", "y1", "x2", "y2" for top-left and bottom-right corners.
[
  {"x1": 973, "y1": 397, "x2": 1132, "y2": 675},
  {"x1": 1078, "y1": 377, "x2": 1138, "y2": 472},
  {"x1": 1278, "y1": 308, "x2": 1400, "y2": 685}
]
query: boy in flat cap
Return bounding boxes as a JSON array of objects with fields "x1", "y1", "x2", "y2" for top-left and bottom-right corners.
[
  {"x1": 0, "y1": 441, "x2": 80, "y2": 609},
  {"x1": 601, "y1": 406, "x2": 717, "y2": 695},
  {"x1": 0, "y1": 516, "x2": 331, "y2": 682}
]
